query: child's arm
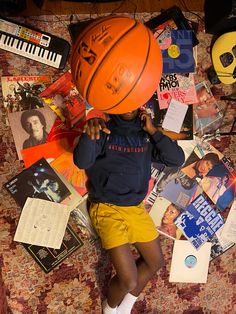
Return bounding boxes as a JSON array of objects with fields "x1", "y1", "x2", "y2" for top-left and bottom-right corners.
[
  {"x1": 140, "y1": 112, "x2": 185, "y2": 167},
  {"x1": 73, "y1": 118, "x2": 110, "y2": 169}
]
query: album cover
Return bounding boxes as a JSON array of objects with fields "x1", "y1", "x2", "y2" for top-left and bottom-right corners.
[
  {"x1": 193, "y1": 81, "x2": 223, "y2": 137},
  {"x1": 23, "y1": 224, "x2": 84, "y2": 273},
  {"x1": 157, "y1": 73, "x2": 198, "y2": 109},
  {"x1": 149, "y1": 196, "x2": 183, "y2": 240},
  {"x1": 169, "y1": 240, "x2": 211, "y2": 283},
  {"x1": 199, "y1": 157, "x2": 236, "y2": 211},
  {"x1": 21, "y1": 138, "x2": 70, "y2": 168},
  {"x1": 144, "y1": 5, "x2": 199, "y2": 46},
  {"x1": 4, "y1": 157, "x2": 71, "y2": 207},
  {"x1": 50, "y1": 151, "x2": 88, "y2": 197},
  {"x1": 210, "y1": 225, "x2": 235, "y2": 261},
  {"x1": 174, "y1": 194, "x2": 224, "y2": 250},
  {"x1": 155, "y1": 103, "x2": 193, "y2": 140},
  {"x1": 154, "y1": 29, "x2": 195, "y2": 74},
  {"x1": 39, "y1": 71, "x2": 86, "y2": 128},
  {"x1": 8, "y1": 106, "x2": 56, "y2": 160},
  {"x1": 1, "y1": 75, "x2": 51, "y2": 116}
]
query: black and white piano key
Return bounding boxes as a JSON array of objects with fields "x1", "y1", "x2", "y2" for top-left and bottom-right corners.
[
  {"x1": 0, "y1": 33, "x2": 62, "y2": 68},
  {"x1": 146, "y1": 189, "x2": 158, "y2": 206}
]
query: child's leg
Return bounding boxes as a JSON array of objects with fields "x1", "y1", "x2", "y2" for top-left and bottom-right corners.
[
  {"x1": 106, "y1": 243, "x2": 138, "y2": 308},
  {"x1": 117, "y1": 237, "x2": 164, "y2": 314}
]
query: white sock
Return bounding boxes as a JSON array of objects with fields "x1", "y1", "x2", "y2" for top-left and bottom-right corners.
[
  {"x1": 102, "y1": 299, "x2": 117, "y2": 314},
  {"x1": 117, "y1": 293, "x2": 138, "y2": 314}
]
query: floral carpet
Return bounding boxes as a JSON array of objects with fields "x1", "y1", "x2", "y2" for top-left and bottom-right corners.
[{"x1": 0, "y1": 13, "x2": 235, "y2": 314}]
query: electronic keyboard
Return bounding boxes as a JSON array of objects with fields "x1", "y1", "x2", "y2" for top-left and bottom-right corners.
[{"x1": 0, "y1": 17, "x2": 71, "y2": 69}]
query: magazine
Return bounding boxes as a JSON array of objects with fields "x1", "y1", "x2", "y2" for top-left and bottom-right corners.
[
  {"x1": 39, "y1": 71, "x2": 86, "y2": 128},
  {"x1": 193, "y1": 81, "x2": 223, "y2": 136},
  {"x1": 1, "y1": 75, "x2": 51, "y2": 114},
  {"x1": 174, "y1": 194, "x2": 224, "y2": 250},
  {"x1": 4, "y1": 157, "x2": 71, "y2": 207},
  {"x1": 149, "y1": 196, "x2": 183, "y2": 240},
  {"x1": 157, "y1": 73, "x2": 198, "y2": 109}
]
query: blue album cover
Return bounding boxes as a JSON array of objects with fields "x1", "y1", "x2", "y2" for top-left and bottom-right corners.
[
  {"x1": 156, "y1": 29, "x2": 195, "y2": 74},
  {"x1": 174, "y1": 194, "x2": 224, "y2": 250}
]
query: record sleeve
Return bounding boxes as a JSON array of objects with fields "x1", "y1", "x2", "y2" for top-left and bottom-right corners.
[{"x1": 169, "y1": 240, "x2": 211, "y2": 283}]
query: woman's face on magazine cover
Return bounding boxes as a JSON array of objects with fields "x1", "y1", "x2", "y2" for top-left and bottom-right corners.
[{"x1": 195, "y1": 159, "x2": 214, "y2": 177}]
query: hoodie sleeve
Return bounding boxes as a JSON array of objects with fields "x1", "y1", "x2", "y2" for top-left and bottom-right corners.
[
  {"x1": 73, "y1": 132, "x2": 106, "y2": 169},
  {"x1": 150, "y1": 131, "x2": 185, "y2": 167}
]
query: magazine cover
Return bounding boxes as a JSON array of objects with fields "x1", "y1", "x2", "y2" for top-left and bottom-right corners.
[
  {"x1": 1, "y1": 75, "x2": 51, "y2": 115},
  {"x1": 149, "y1": 196, "x2": 183, "y2": 240},
  {"x1": 8, "y1": 106, "x2": 56, "y2": 160},
  {"x1": 193, "y1": 81, "x2": 223, "y2": 136},
  {"x1": 157, "y1": 73, "x2": 198, "y2": 109},
  {"x1": 39, "y1": 71, "x2": 86, "y2": 128},
  {"x1": 50, "y1": 151, "x2": 88, "y2": 196},
  {"x1": 174, "y1": 194, "x2": 224, "y2": 250},
  {"x1": 4, "y1": 157, "x2": 71, "y2": 207},
  {"x1": 155, "y1": 104, "x2": 193, "y2": 140},
  {"x1": 199, "y1": 157, "x2": 236, "y2": 211},
  {"x1": 154, "y1": 29, "x2": 195, "y2": 74},
  {"x1": 23, "y1": 224, "x2": 84, "y2": 273}
]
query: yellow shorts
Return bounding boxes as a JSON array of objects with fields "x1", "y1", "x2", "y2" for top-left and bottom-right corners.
[{"x1": 89, "y1": 202, "x2": 159, "y2": 250}]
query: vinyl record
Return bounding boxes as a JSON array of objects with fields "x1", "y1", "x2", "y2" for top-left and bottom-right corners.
[{"x1": 169, "y1": 240, "x2": 211, "y2": 283}]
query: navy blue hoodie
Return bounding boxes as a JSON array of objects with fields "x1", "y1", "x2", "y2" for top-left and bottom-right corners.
[{"x1": 73, "y1": 115, "x2": 185, "y2": 206}]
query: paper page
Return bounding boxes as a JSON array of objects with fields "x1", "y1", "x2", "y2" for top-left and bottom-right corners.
[
  {"x1": 162, "y1": 99, "x2": 188, "y2": 133},
  {"x1": 221, "y1": 200, "x2": 236, "y2": 243},
  {"x1": 14, "y1": 197, "x2": 71, "y2": 249}
]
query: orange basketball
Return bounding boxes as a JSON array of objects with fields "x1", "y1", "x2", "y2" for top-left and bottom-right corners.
[{"x1": 71, "y1": 15, "x2": 163, "y2": 114}]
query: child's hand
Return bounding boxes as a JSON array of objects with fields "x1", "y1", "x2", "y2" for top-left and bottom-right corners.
[
  {"x1": 140, "y1": 111, "x2": 157, "y2": 135},
  {"x1": 83, "y1": 118, "x2": 111, "y2": 140}
]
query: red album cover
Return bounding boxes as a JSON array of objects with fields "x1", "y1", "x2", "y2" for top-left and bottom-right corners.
[{"x1": 39, "y1": 71, "x2": 86, "y2": 128}]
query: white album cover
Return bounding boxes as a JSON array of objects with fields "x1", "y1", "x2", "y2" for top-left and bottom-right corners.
[{"x1": 169, "y1": 240, "x2": 211, "y2": 283}]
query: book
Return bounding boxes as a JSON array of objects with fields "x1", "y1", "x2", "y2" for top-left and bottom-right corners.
[
  {"x1": 199, "y1": 156, "x2": 236, "y2": 211},
  {"x1": 154, "y1": 29, "x2": 195, "y2": 74},
  {"x1": 8, "y1": 106, "x2": 56, "y2": 160},
  {"x1": 149, "y1": 196, "x2": 183, "y2": 240},
  {"x1": 193, "y1": 81, "x2": 223, "y2": 136},
  {"x1": 157, "y1": 73, "x2": 198, "y2": 109},
  {"x1": 4, "y1": 157, "x2": 71, "y2": 207},
  {"x1": 169, "y1": 240, "x2": 211, "y2": 283},
  {"x1": 50, "y1": 151, "x2": 88, "y2": 197},
  {"x1": 39, "y1": 71, "x2": 86, "y2": 128},
  {"x1": 174, "y1": 194, "x2": 224, "y2": 250},
  {"x1": 1, "y1": 75, "x2": 51, "y2": 114}
]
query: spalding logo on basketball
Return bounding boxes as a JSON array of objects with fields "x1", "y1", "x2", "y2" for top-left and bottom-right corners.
[{"x1": 71, "y1": 15, "x2": 163, "y2": 114}]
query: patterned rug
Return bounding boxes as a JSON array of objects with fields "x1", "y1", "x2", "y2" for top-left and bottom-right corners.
[{"x1": 0, "y1": 13, "x2": 235, "y2": 314}]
